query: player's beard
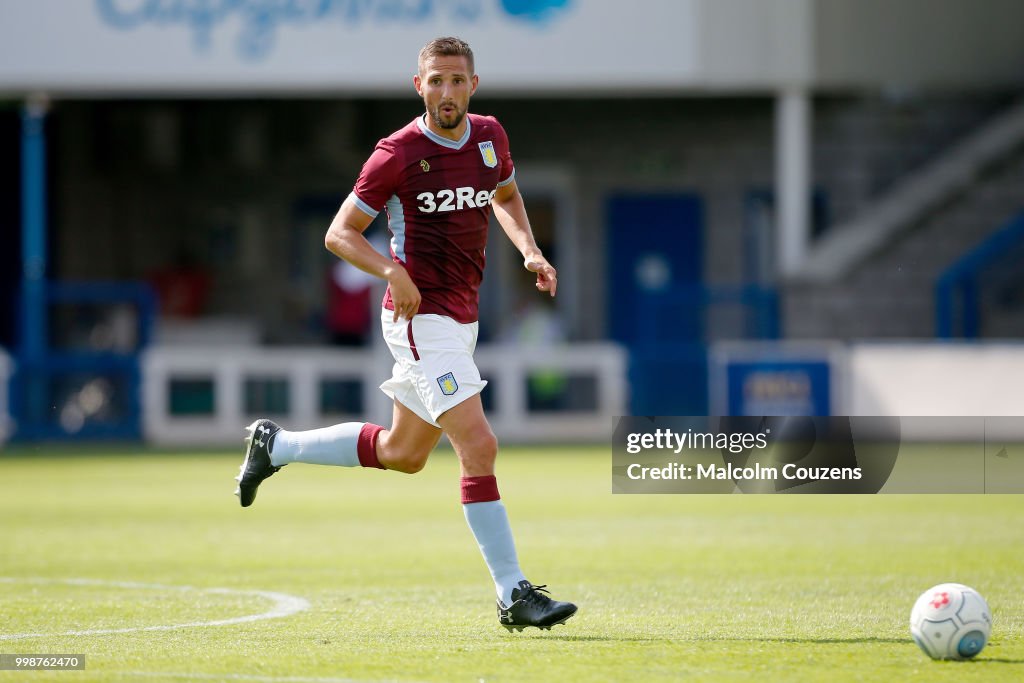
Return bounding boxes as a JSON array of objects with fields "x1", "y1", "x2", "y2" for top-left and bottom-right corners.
[{"x1": 428, "y1": 100, "x2": 467, "y2": 130}]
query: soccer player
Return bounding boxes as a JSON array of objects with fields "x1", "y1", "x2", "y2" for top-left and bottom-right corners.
[{"x1": 234, "y1": 37, "x2": 577, "y2": 632}]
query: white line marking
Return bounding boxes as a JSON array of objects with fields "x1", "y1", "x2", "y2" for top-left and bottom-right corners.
[
  {"x1": 119, "y1": 673, "x2": 412, "y2": 683},
  {"x1": 0, "y1": 577, "x2": 309, "y2": 641}
]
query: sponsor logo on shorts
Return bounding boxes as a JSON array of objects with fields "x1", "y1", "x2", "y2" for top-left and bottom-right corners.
[{"x1": 437, "y1": 372, "x2": 459, "y2": 396}]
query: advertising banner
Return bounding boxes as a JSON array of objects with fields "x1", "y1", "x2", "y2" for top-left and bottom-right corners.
[{"x1": 0, "y1": 0, "x2": 699, "y2": 93}]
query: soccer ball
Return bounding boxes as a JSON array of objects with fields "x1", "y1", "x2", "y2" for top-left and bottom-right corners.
[{"x1": 910, "y1": 583, "x2": 991, "y2": 660}]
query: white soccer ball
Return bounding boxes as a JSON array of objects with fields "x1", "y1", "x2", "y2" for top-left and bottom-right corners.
[{"x1": 910, "y1": 583, "x2": 991, "y2": 660}]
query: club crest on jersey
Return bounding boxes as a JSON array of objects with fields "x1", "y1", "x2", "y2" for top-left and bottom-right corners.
[
  {"x1": 437, "y1": 372, "x2": 459, "y2": 396},
  {"x1": 478, "y1": 141, "x2": 498, "y2": 168},
  {"x1": 420, "y1": 159, "x2": 430, "y2": 172}
]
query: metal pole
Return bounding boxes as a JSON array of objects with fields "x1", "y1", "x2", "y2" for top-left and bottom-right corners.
[
  {"x1": 19, "y1": 94, "x2": 50, "y2": 434},
  {"x1": 775, "y1": 87, "x2": 811, "y2": 278},
  {"x1": 20, "y1": 94, "x2": 48, "y2": 361}
]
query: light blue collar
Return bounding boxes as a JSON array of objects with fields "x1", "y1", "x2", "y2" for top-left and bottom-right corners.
[{"x1": 417, "y1": 113, "x2": 472, "y2": 150}]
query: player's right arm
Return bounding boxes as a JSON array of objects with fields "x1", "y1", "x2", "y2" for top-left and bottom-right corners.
[
  {"x1": 325, "y1": 199, "x2": 420, "y2": 321},
  {"x1": 325, "y1": 145, "x2": 421, "y2": 322}
]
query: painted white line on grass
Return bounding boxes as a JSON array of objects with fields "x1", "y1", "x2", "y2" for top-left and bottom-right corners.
[
  {"x1": 0, "y1": 577, "x2": 309, "y2": 641},
  {"x1": 120, "y1": 672, "x2": 416, "y2": 683}
]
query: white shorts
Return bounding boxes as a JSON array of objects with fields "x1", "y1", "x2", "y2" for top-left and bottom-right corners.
[{"x1": 379, "y1": 309, "x2": 487, "y2": 427}]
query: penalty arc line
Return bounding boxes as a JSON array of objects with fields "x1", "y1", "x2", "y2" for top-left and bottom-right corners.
[{"x1": 0, "y1": 577, "x2": 310, "y2": 641}]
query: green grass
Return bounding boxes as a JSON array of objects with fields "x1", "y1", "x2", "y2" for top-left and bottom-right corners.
[{"x1": 0, "y1": 445, "x2": 1022, "y2": 682}]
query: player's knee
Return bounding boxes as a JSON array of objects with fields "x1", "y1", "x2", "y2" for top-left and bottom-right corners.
[
  {"x1": 377, "y1": 429, "x2": 434, "y2": 474},
  {"x1": 394, "y1": 453, "x2": 428, "y2": 474},
  {"x1": 458, "y1": 429, "x2": 498, "y2": 468},
  {"x1": 384, "y1": 444, "x2": 431, "y2": 474},
  {"x1": 481, "y1": 431, "x2": 498, "y2": 461}
]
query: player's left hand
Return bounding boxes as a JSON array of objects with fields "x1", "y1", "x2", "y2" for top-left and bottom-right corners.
[{"x1": 524, "y1": 255, "x2": 557, "y2": 297}]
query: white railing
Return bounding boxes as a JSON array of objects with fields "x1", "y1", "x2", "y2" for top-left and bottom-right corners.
[
  {"x1": 142, "y1": 343, "x2": 626, "y2": 446},
  {"x1": 476, "y1": 343, "x2": 627, "y2": 442},
  {"x1": 0, "y1": 348, "x2": 11, "y2": 445}
]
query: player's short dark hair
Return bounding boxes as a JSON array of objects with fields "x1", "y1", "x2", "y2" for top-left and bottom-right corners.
[{"x1": 418, "y1": 36, "x2": 474, "y2": 75}]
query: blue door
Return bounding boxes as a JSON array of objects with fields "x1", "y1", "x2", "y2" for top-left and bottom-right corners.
[{"x1": 607, "y1": 194, "x2": 705, "y2": 414}]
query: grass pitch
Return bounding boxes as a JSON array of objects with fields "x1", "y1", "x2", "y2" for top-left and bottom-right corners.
[{"x1": 1, "y1": 444, "x2": 1022, "y2": 682}]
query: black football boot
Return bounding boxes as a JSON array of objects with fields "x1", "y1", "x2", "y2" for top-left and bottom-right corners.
[
  {"x1": 497, "y1": 581, "x2": 578, "y2": 632},
  {"x1": 234, "y1": 419, "x2": 283, "y2": 507}
]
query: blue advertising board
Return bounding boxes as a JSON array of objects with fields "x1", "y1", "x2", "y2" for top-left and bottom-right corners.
[
  {"x1": 710, "y1": 342, "x2": 841, "y2": 417},
  {"x1": 725, "y1": 360, "x2": 832, "y2": 416}
]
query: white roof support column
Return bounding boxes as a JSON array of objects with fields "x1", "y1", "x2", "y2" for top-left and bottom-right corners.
[
  {"x1": 775, "y1": 87, "x2": 812, "y2": 278},
  {"x1": 772, "y1": 0, "x2": 815, "y2": 279}
]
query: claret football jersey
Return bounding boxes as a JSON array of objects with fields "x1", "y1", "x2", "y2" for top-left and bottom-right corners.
[{"x1": 349, "y1": 113, "x2": 516, "y2": 323}]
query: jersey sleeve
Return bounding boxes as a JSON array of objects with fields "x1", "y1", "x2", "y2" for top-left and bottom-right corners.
[
  {"x1": 493, "y1": 121, "x2": 516, "y2": 187},
  {"x1": 350, "y1": 141, "x2": 399, "y2": 218}
]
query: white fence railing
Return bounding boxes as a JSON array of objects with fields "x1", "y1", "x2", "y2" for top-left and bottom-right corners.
[
  {"x1": 142, "y1": 343, "x2": 626, "y2": 446},
  {"x1": 0, "y1": 349, "x2": 11, "y2": 446}
]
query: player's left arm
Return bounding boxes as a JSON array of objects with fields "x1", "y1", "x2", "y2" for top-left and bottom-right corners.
[{"x1": 492, "y1": 179, "x2": 557, "y2": 297}]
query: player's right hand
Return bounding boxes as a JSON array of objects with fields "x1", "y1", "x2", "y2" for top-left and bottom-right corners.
[
  {"x1": 525, "y1": 255, "x2": 558, "y2": 298},
  {"x1": 386, "y1": 265, "x2": 421, "y2": 321}
]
